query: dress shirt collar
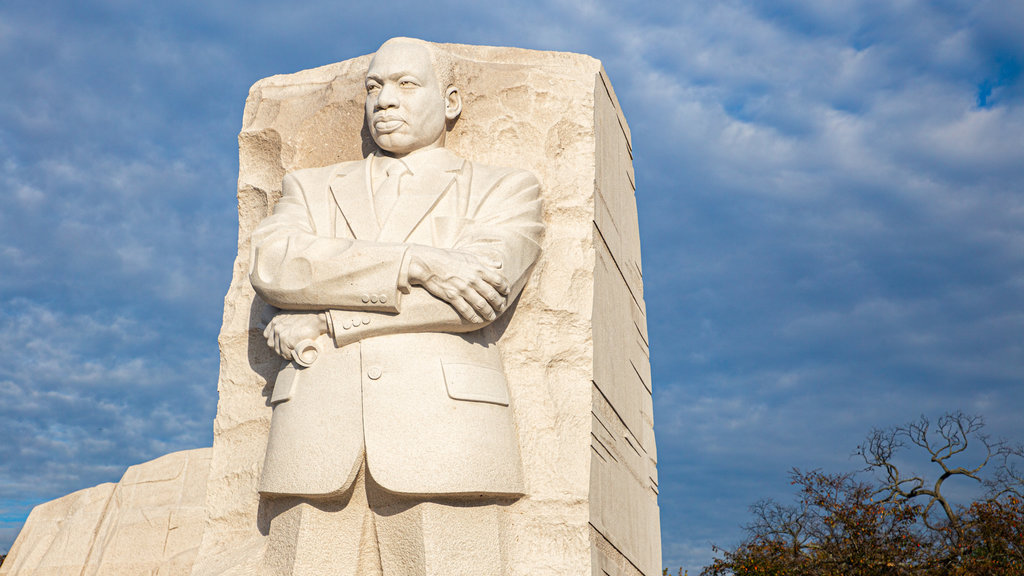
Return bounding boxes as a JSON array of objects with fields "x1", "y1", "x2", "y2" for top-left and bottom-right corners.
[{"x1": 373, "y1": 146, "x2": 461, "y2": 177}]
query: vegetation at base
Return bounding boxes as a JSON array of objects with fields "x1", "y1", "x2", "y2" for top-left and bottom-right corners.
[{"x1": 700, "y1": 412, "x2": 1024, "y2": 576}]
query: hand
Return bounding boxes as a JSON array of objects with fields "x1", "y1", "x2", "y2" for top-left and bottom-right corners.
[
  {"x1": 406, "y1": 246, "x2": 509, "y2": 323},
  {"x1": 264, "y1": 312, "x2": 328, "y2": 361}
]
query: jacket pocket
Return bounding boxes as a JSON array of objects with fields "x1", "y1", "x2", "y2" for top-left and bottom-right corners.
[{"x1": 441, "y1": 361, "x2": 510, "y2": 406}]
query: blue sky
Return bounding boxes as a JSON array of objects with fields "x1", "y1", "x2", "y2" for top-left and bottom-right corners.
[{"x1": 1, "y1": 0, "x2": 1022, "y2": 571}]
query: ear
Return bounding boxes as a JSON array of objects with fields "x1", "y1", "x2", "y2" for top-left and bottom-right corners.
[{"x1": 444, "y1": 86, "x2": 462, "y2": 121}]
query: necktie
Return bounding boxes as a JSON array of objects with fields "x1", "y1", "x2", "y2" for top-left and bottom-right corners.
[{"x1": 374, "y1": 158, "x2": 406, "y2": 226}]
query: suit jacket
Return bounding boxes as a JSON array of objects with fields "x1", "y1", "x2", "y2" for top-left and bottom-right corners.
[{"x1": 249, "y1": 147, "x2": 543, "y2": 498}]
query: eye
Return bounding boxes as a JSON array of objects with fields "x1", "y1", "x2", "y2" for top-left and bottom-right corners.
[
  {"x1": 399, "y1": 78, "x2": 420, "y2": 88},
  {"x1": 366, "y1": 82, "x2": 381, "y2": 93}
]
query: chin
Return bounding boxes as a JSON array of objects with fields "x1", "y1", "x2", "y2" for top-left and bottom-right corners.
[{"x1": 374, "y1": 136, "x2": 411, "y2": 155}]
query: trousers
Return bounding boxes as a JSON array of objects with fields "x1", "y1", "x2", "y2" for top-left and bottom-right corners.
[{"x1": 259, "y1": 462, "x2": 513, "y2": 576}]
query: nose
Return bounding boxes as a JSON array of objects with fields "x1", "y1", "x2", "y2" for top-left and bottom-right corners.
[{"x1": 376, "y1": 82, "x2": 398, "y2": 110}]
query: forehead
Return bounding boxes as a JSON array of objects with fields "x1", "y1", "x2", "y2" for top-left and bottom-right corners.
[{"x1": 366, "y1": 42, "x2": 436, "y2": 80}]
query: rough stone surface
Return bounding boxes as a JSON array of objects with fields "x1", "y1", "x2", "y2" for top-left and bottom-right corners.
[
  {"x1": 0, "y1": 448, "x2": 211, "y2": 576},
  {"x1": 0, "y1": 484, "x2": 116, "y2": 576},
  {"x1": 191, "y1": 41, "x2": 660, "y2": 576}
]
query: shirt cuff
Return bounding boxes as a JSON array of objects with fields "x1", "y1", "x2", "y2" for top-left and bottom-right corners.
[{"x1": 321, "y1": 311, "x2": 335, "y2": 340}]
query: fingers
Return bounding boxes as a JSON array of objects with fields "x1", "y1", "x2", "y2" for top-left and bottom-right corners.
[
  {"x1": 454, "y1": 299, "x2": 483, "y2": 323},
  {"x1": 393, "y1": 247, "x2": 517, "y2": 323},
  {"x1": 278, "y1": 329, "x2": 295, "y2": 360},
  {"x1": 444, "y1": 256, "x2": 508, "y2": 314},
  {"x1": 461, "y1": 284, "x2": 496, "y2": 321},
  {"x1": 272, "y1": 331, "x2": 283, "y2": 358},
  {"x1": 479, "y1": 266, "x2": 510, "y2": 295},
  {"x1": 274, "y1": 329, "x2": 292, "y2": 360},
  {"x1": 425, "y1": 278, "x2": 502, "y2": 323},
  {"x1": 409, "y1": 248, "x2": 509, "y2": 296},
  {"x1": 264, "y1": 321, "x2": 283, "y2": 358},
  {"x1": 468, "y1": 277, "x2": 505, "y2": 316},
  {"x1": 427, "y1": 280, "x2": 479, "y2": 322},
  {"x1": 263, "y1": 315, "x2": 319, "y2": 360}
]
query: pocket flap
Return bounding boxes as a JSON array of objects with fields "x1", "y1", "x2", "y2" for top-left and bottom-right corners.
[
  {"x1": 271, "y1": 362, "x2": 298, "y2": 404},
  {"x1": 441, "y1": 362, "x2": 510, "y2": 406}
]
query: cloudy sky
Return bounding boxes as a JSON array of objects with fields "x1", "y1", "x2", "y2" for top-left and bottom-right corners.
[{"x1": 1, "y1": 0, "x2": 1022, "y2": 571}]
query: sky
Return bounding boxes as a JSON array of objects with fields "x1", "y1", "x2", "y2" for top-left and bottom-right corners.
[{"x1": 1, "y1": 0, "x2": 1022, "y2": 571}]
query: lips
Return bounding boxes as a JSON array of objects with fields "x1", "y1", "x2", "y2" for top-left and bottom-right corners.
[{"x1": 373, "y1": 116, "x2": 404, "y2": 133}]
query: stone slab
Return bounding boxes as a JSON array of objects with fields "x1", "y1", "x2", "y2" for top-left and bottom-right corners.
[
  {"x1": 0, "y1": 449, "x2": 211, "y2": 576},
  {"x1": 192, "y1": 41, "x2": 660, "y2": 576}
]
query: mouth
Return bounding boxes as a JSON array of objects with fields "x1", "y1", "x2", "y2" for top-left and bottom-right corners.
[{"x1": 373, "y1": 116, "x2": 404, "y2": 134}]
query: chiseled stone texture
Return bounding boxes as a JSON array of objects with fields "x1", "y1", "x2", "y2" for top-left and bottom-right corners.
[
  {"x1": 0, "y1": 448, "x2": 211, "y2": 576},
  {"x1": 192, "y1": 41, "x2": 660, "y2": 576},
  {"x1": 0, "y1": 484, "x2": 115, "y2": 576}
]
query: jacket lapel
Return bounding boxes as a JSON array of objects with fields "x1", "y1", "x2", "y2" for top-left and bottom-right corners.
[
  {"x1": 377, "y1": 149, "x2": 465, "y2": 242},
  {"x1": 329, "y1": 157, "x2": 379, "y2": 240}
]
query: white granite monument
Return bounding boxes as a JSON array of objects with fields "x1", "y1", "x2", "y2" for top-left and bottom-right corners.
[{"x1": 1, "y1": 38, "x2": 660, "y2": 576}]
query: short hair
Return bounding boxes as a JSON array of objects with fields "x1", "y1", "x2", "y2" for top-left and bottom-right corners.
[{"x1": 374, "y1": 37, "x2": 457, "y2": 93}]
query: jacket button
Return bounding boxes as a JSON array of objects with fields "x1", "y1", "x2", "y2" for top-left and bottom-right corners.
[
  {"x1": 367, "y1": 366, "x2": 382, "y2": 380},
  {"x1": 370, "y1": 295, "x2": 379, "y2": 303},
  {"x1": 380, "y1": 295, "x2": 388, "y2": 303},
  {"x1": 361, "y1": 294, "x2": 370, "y2": 303}
]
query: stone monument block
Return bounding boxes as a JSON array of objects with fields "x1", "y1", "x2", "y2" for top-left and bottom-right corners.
[{"x1": 191, "y1": 40, "x2": 659, "y2": 576}]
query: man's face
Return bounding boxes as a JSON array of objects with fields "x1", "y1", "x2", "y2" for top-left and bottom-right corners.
[{"x1": 365, "y1": 42, "x2": 447, "y2": 156}]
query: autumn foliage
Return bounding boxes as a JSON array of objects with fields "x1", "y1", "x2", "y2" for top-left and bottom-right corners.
[{"x1": 701, "y1": 413, "x2": 1024, "y2": 576}]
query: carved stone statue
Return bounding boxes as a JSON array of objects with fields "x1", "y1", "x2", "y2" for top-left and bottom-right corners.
[{"x1": 248, "y1": 37, "x2": 544, "y2": 575}]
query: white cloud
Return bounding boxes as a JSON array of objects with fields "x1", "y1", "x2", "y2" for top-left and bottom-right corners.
[{"x1": 0, "y1": 300, "x2": 216, "y2": 501}]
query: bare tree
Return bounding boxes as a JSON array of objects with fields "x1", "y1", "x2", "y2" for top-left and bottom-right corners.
[
  {"x1": 703, "y1": 412, "x2": 1024, "y2": 576},
  {"x1": 744, "y1": 496, "x2": 811, "y2": 558},
  {"x1": 855, "y1": 411, "x2": 1015, "y2": 542},
  {"x1": 987, "y1": 442, "x2": 1024, "y2": 500}
]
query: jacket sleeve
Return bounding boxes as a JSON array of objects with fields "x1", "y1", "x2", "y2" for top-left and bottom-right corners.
[
  {"x1": 250, "y1": 171, "x2": 409, "y2": 312},
  {"x1": 453, "y1": 167, "x2": 544, "y2": 300},
  {"x1": 326, "y1": 167, "x2": 544, "y2": 347}
]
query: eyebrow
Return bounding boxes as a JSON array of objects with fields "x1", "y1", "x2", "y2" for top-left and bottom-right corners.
[{"x1": 366, "y1": 70, "x2": 421, "y2": 82}]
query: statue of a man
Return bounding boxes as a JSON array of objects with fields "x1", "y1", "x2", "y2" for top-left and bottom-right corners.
[{"x1": 249, "y1": 37, "x2": 544, "y2": 575}]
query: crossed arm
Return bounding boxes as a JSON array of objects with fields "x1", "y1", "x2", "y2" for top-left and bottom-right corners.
[
  {"x1": 251, "y1": 167, "x2": 543, "y2": 360},
  {"x1": 263, "y1": 246, "x2": 511, "y2": 358}
]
